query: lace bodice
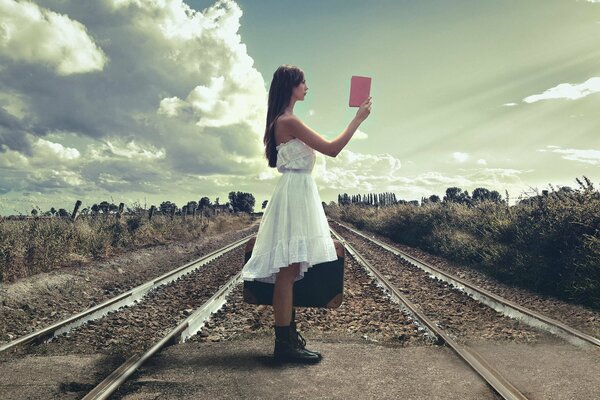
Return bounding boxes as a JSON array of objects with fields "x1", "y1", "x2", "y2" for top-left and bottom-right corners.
[{"x1": 276, "y1": 138, "x2": 316, "y2": 173}]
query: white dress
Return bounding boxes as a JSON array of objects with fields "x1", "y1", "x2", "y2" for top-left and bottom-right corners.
[{"x1": 242, "y1": 138, "x2": 338, "y2": 284}]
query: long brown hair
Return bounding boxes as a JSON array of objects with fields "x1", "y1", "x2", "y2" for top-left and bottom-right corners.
[{"x1": 263, "y1": 65, "x2": 305, "y2": 168}]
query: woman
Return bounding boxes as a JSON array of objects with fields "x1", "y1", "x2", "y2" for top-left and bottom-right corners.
[{"x1": 242, "y1": 65, "x2": 372, "y2": 363}]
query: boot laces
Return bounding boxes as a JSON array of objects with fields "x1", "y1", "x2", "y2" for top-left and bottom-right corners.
[{"x1": 294, "y1": 330, "x2": 307, "y2": 349}]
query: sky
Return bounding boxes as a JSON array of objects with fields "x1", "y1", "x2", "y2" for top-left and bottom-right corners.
[{"x1": 0, "y1": 0, "x2": 599, "y2": 215}]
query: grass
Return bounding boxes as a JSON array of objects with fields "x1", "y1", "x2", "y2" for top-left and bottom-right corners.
[
  {"x1": 327, "y1": 184, "x2": 600, "y2": 309},
  {"x1": 0, "y1": 212, "x2": 254, "y2": 283}
]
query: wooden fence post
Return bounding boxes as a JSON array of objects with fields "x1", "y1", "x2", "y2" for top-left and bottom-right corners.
[
  {"x1": 71, "y1": 200, "x2": 82, "y2": 221},
  {"x1": 117, "y1": 202, "x2": 124, "y2": 220},
  {"x1": 149, "y1": 205, "x2": 156, "y2": 221}
]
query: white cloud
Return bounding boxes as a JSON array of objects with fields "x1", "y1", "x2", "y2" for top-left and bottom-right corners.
[
  {"x1": 477, "y1": 158, "x2": 487, "y2": 165},
  {"x1": 538, "y1": 145, "x2": 600, "y2": 165},
  {"x1": 0, "y1": 145, "x2": 28, "y2": 168},
  {"x1": 34, "y1": 138, "x2": 80, "y2": 160},
  {"x1": 452, "y1": 152, "x2": 469, "y2": 163},
  {"x1": 314, "y1": 149, "x2": 401, "y2": 191},
  {"x1": 523, "y1": 77, "x2": 600, "y2": 103},
  {"x1": 308, "y1": 109, "x2": 315, "y2": 116},
  {"x1": 87, "y1": 140, "x2": 166, "y2": 161},
  {"x1": 503, "y1": 102, "x2": 517, "y2": 107},
  {"x1": 158, "y1": 97, "x2": 186, "y2": 117},
  {"x1": 353, "y1": 128, "x2": 368, "y2": 140},
  {"x1": 0, "y1": 0, "x2": 270, "y2": 214},
  {"x1": 0, "y1": 0, "x2": 107, "y2": 75}
]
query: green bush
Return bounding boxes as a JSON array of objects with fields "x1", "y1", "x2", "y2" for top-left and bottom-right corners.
[{"x1": 336, "y1": 186, "x2": 600, "y2": 309}]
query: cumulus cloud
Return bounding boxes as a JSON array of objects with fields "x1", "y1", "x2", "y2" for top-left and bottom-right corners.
[
  {"x1": 452, "y1": 152, "x2": 469, "y2": 163},
  {"x1": 353, "y1": 128, "x2": 368, "y2": 140},
  {"x1": 87, "y1": 139, "x2": 165, "y2": 161},
  {"x1": 477, "y1": 159, "x2": 487, "y2": 165},
  {"x1": 0, "y1": 0, "x2": 269, "y2": 213},
  {"x1": 34, "y1": 137, "x2": 80, "y2": 160},
  {"x1": 314, "y1": 149, "x2": 401, "y2": 191},
  {"x1": 538, "y1": 145, "x2": 600, "y2": 165},
  {"x1": 523, "y1": 77, "x2": 600, "y2": 103},
  {"x1": 0, "y1": 0, "x2": 107, "y2": 75}
]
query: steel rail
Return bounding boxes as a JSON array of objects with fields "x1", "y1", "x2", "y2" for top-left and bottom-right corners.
[
  {"x1": 82, "y1": 271, "x2": 243, "y2": 399},
  {"x1": 0, "y1": 234, "x2": 255, "y2": 354},
  {"x1": 333, "y1": 220, "x2": 600, "y2": 348},
  {"x1": 330, "y1": 227, "x2": 528, "y2": 400}
]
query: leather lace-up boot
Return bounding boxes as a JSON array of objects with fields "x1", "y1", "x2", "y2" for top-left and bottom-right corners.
[
  {"x1": 290, "y1": 308, "x2": 322, "y2": 359},
  {"x1": 273, "y1": 325, "x2": 321, "y2": 364}
]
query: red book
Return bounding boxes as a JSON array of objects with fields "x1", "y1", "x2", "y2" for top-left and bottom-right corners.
[{"x1": 349, "y1": 75, "x2": 371, "y2": 107}]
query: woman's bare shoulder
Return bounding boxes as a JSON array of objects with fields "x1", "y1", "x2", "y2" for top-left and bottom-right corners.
[
  {"x1": 277, "y1": 114, "x2": 301, "y2": 124},
  {"x1": 274, "y1": 114, "x2": 299, "y2": 142},
  {"x1": 277, "y1": 114, "x2": 304, "y2": 131}
]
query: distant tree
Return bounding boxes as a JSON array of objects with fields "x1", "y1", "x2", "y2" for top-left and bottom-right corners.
[
  {"x1": 428, "y1": 194, "x2": 441, "y2": 203},
  {"x1": 31, "y1": 209, "x2": 38, "y2": 216},
  {"x1": 186, "y1": 201, "x2": 198, "y2": 214},
  {"x1": 98, "y1": 201, "x2": 111, "y2": 214},
  {"x1": 91, "y1": 204, "x2": 99, "y2": 214},
  {"x1": 159, "y1": 201, "x2": 177, "y2": 214},
  {"x1": 215, "y1": 197, "x2": 220, "y2": 206},
  {"x1": 472, "y1": 188, "x2": 491, "y2": 202},
  {"x1": 443, "y1": 187, "x2": 471, "y2": 204},
  {"x1": 199, "y1": 197, "x2": 212, "y2": 209},
  {"x1": 489, "y1": 190, "x2": 502, "y2": 203},
  {"x1": 338, "y1": 193, "x2": 351, "y2": 206},
  {"x1": 262, "y1": 200, "x2": 268, "y2": 209},
  {"x1": 228, "y1": 191, "x2": 255, "y2": 213},
  {"x1": 58, "y1": 208, "x2": 69, "y2": 217},
  {"x1": 50, "y1": 207, "x2": 56, "y2": 216},
  {"x1": 407, "y1": 200, "x2": 419, "y2": 206}
]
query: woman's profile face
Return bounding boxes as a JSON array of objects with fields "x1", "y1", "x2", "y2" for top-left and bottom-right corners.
[{"x1": 291, "y1": 78, "x2": 308, "y2": 101}]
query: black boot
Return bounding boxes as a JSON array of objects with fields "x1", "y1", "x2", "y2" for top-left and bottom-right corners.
[
  {"x1": 290, "y1": 308, "x2": 322, "y2": 359},
  {"x1": 273, "y1": 325, "x2": 321, "y2": 364}
]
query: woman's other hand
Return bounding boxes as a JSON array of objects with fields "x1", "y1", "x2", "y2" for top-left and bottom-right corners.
[{"x1": 355, "y1": 96, "x2": 372, "y2": 123}]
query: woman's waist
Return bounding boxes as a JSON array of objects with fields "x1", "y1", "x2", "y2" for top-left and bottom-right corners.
[{"x1": 278, "y1": 168, "x2": 312, "y2": 174}]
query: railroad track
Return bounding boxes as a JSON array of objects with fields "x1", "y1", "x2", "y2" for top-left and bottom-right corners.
[
  {"x1": 4, "y1": 221, "x2": 597, "y2": 399},
  {"x1": 330, "y1": 226, "x2": 527, "y2": 400},
  {"x1": 331, "y1": 220, "x2": 600, "y2": 348},
  {"x1": 82, "y1": 269, "x2": 243, "y2": 400},
  {"x1": 2, "y1": 234, "x2": 255, "y2": 399},
  {"x1": 0, "y1": 234, "x2": 255, "y2": 354},
  {"x1": 87, "y1": 223, "x2": 598, "y2": 400}
]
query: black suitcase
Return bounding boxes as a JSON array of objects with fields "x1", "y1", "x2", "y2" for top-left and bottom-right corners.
[{"x1": 243, "y1": 238, "x2": 345, "y2": 308}]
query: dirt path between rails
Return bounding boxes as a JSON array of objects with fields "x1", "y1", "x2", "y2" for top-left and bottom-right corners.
[{"x1": 0, "y1": 220, "x2": 259, "y2": 344}]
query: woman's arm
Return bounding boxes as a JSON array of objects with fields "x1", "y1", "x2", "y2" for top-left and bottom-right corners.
[{"x1": 280, "y1": 97, "x2": 372, "y2": 157}]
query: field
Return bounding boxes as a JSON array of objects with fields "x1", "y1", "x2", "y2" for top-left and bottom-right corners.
[
  {"x1": 326, "y1": 184, "x2": 600, "y2": 309},
  {"x1": 0, "y1": 212, "x2": 253, "y2": 283}
]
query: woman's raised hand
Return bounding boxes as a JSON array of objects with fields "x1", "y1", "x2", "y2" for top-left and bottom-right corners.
[{"x1": 356, "y1": 96, "x2": 372, "y2": 123}]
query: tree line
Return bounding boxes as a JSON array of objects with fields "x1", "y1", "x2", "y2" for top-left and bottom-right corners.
[
  {"x1": 338, "y1": 187, "x2": 505, "y2": 207},
  {"x1": 27, "y1": 191, "x2": 257, "y2": 218}
]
